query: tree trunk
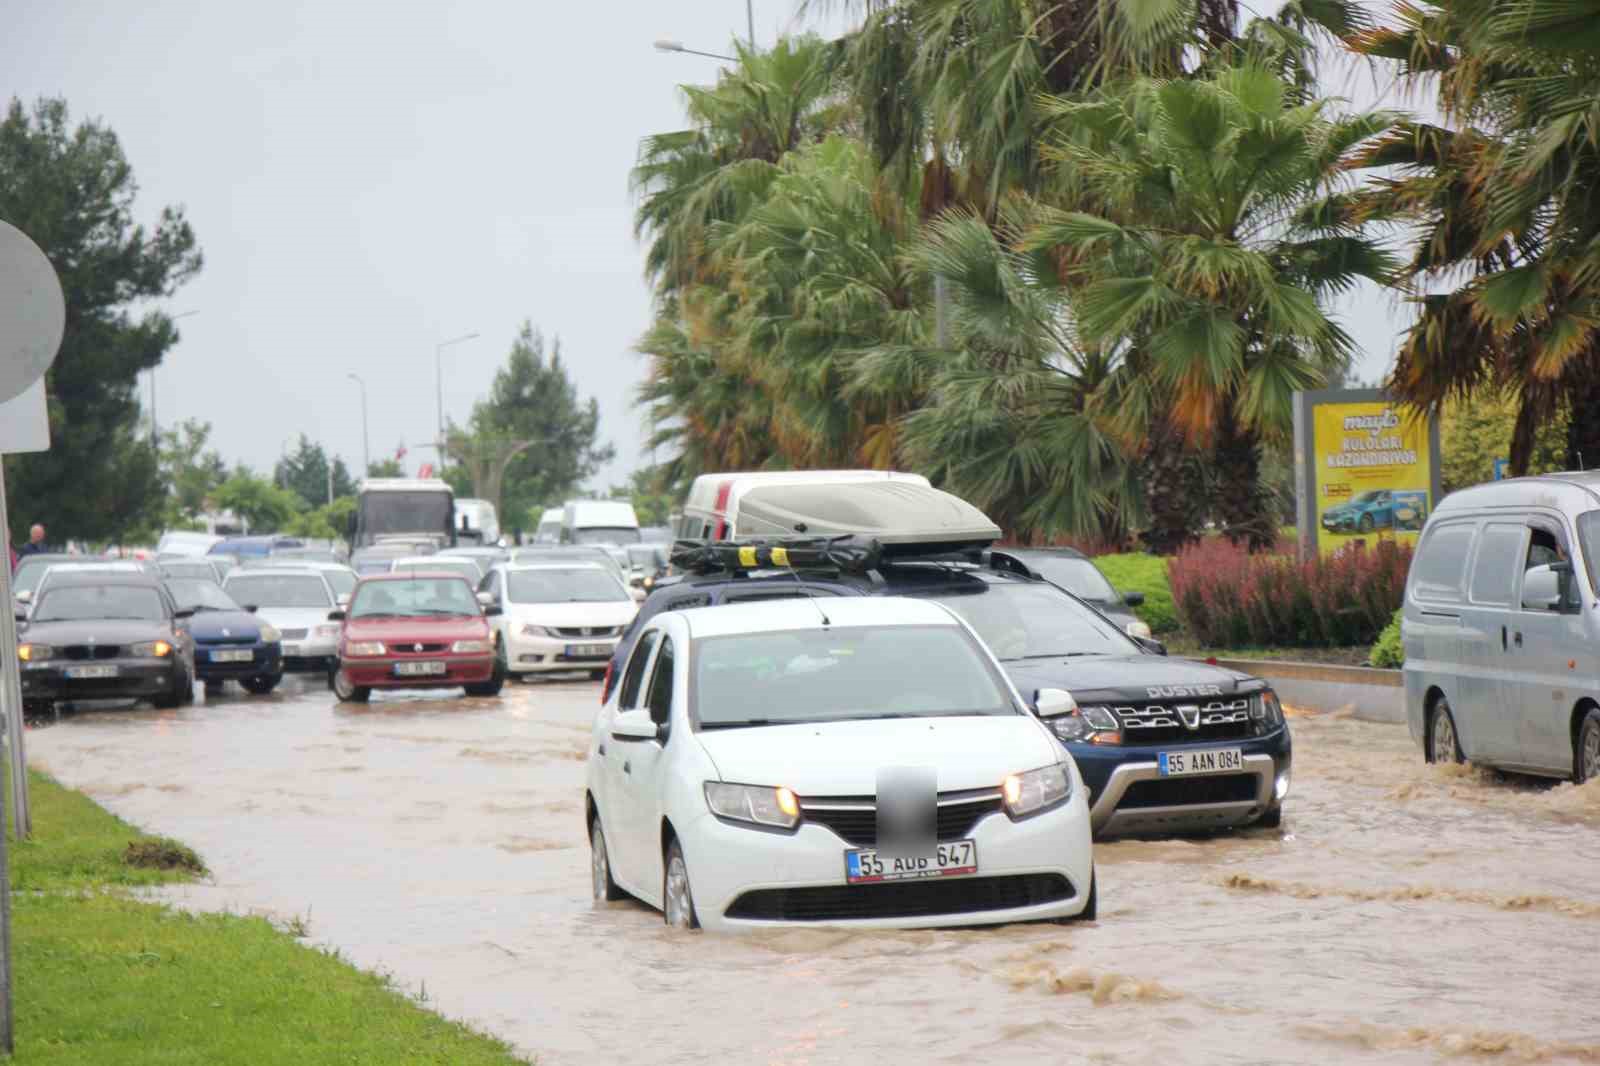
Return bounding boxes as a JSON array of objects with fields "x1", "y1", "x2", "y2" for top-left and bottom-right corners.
[
  {"x1": 1140, "y1": 418, "x2": 1205, "y2": 555},
  {"x1": 1212, "y1": 399, "x2": 1276, "y2": 551}
]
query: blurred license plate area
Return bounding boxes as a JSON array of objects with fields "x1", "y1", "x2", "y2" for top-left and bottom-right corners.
[
  {"x1": 394, "y1": 661, "x2": 447, "y2": 677},
  {"x1": 64, "y1": 665, "x2": 118, "y2": 680},
  {"x1": 212, "y1": 650, "x2": 253, "y2": 663},
  {"x1": 565, "y1": 644, "x2": 610, "y2": 658},
  {"x1": 845, "y1": 840, "x2": 977, "y2": 884}
]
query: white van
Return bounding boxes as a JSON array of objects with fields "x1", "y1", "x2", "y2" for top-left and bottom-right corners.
[
  {"x1": 561, "y1": 500, "x2": 641, "y2": 546},
  {"x1": 1403, "y1": 472, "x2": 1600, "y2": 783},
  {"x1": 676, "y1": 470, "x2": 931, "y2": 541},
  {"x1": 535, "y1": 507, "x2": 564, "y2": 545},
  {"x1": 454, "y1": 498, "x2": 501, "y2": 546}
]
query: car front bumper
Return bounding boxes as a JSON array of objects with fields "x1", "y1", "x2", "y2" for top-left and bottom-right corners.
[
  {"x1": 339, "y1": 653, "x2": 495, "y2": 689},
  {"x1": 1067, "y1": 726, "x2": 1292, "y2": 836},
  {"x1": 193, "y1": 642, "x2": 282, "y2": 681},
  {"x1": 20, "y1": 657, "x2": 181, "y2": 703},
  {"x1": 674, "y1": 786, "x2": 1095, "y2": 932},
  {"x1": 280, "y1": 635, "x2": 338, "y2": 673},
  {"x1": 505, "y1": 631, "x2": 619, "y2": 674}
]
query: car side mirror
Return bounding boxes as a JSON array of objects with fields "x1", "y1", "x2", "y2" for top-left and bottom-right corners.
[
  {"x1": 1033, "y1": 688, "x2": 1076, "y2": 718},
  {"x1": 476, "y1": 591, "x2": 495, "y2": 608},
  {"x1": 13, "y1": 609, "x2": 27, "y2": 624},
  {"x1": 14, "y1": 589, "x2": 30, "y2": 603},
  {"x1": 327, "y1": 609, "x2": 346, "y2": 622},
  {"x1": 1522, "y1": 565, "x2": 1563, "y2": 611},
  {"x1": 244, "y1": 604, "x2": 258, "y2": 614},
  {"x1": 1134, "y1": 635, "x2": 1168, "y2": 656},
  {"x1": 611, "y1": 707, "x2": 663, "y2": 742},
  {"x1": 1123, "y1": 590, "x2": 1145, "y2": 607},
  {"x1": 174, "y1": 608, "x2": 195, "y2": 619},
  {"x1": 483, "y1": 604, "x2": 502, "y2": 617}
]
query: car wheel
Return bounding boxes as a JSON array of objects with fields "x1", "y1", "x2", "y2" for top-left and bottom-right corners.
[
  {"x1": 152, "y1": 665, "x2": 186, "y2": 709},
  {"x1": 662, "y1": 839, "x2": 699, "y2": 930},
  {"x1": 590, "y1": 818, "x2": 625, "y2": 902},
  {"x1": 22, "y1": 699, "x2": 52, "y2": 719},
  {"x1": 180, "y1": 663, "x2": 196, "y2": 704},
  {"x1": 1575, "y1": 707, "x2": 1600, "y2": 784},
  {"x1": 1257, "y1": 804, "x2": 1283, "y2": 829},
  {"x1": 241, "y1": 674, "x2": 281, "y2": 696},
  {"x1": 332, "y1": 668, "x2": 371, "y2": 704},
  {"x1": 1428, "y1": 698, "x2": 1464, "y2": 765},
  {"x1": 203, "y1": 680, "x2": 225, "y2": 699},
  {"x1": 1358, "y1": 513, "x2": 1375, "y2": 533},
  {"x1": 464, "y1": 641, "x2": 507, "y2": 697}
]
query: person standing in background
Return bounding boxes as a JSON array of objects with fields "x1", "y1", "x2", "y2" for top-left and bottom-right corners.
[{"x1": 16, "y1": 524, "x2": 47, "y2": 559}]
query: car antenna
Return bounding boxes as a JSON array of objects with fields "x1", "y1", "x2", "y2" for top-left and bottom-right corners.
[{"x1": 782, "y1": 535, "x2": 830, "y2": 628}]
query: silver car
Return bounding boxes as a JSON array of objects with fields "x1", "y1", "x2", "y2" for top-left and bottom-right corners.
[
  {"x1": 222, "y1": 567, "x2": 342, "y2": 675},
  {"x1": 1403, "y1": 472, "x2": 1600, "y2": 782}
]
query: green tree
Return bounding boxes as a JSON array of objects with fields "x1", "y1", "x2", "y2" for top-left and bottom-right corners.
[
  {"x1": 450, "y1": 324, "x2": 614, "y2": 524},
  {"x1": 158, "y1": 419, "x2": 228, "y2": 521},
  {"x1": 286, "y1": 496, "x2": 356, "y2": 540},
  {"x1": 0, "y1": 97, "x2": 202, "y2": 542},
  {"x1": 609, "y1": 468, "x2": 675, "y2": 528},
  {"x1": 274, "y1": 435, "x2": 356, "y2": 510},
  {"x1": 1440, "y1": 390, "x2": 1568, "y2": 495},
  {"x1": 366, "y1": 457, "x2": 404, "y2": 478},
  {"x1": 212, "y1": 469, "x2": 302, "y2": 533}
]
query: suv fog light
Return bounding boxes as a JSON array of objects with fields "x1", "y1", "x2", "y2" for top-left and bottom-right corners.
[{"x1": 1275, "y1": 769, "x2": 1291, "y2": 800}]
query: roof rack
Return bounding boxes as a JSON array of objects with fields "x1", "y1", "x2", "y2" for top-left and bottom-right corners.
[{"x1": 669, "y1": 535, "x2": 884, "y2": 576}]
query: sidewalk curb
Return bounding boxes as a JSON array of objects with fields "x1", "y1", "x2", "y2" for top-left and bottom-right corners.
[{"x1": 1213, "y1": 658, "x2": 1405, "y2": 725}]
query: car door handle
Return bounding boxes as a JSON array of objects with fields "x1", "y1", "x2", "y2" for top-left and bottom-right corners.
[
  {"x1": 622, "y1": 761, "x2": 632, "y2": 775},
  {"x1": 1514, "y1": 630, "x2": 1524, "y2": 648},
  {"x1": 1501, "y1": 625, "x2": 1508, "y2": 652},
  {"x1": 597, "y1": 742, "x2": 606, "y2": 756}
]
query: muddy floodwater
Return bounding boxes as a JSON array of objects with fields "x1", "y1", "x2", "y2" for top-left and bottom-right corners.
[{"x1": 25, "y1": 678, "x2": 1600, "y2": 1064}]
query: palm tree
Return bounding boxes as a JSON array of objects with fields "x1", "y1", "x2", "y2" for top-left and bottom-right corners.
[{"x1": 1025, "y1": 62, "x2": 1399, "y2": 547}]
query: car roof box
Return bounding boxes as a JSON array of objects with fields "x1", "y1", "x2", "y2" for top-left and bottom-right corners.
[{"x1": 733, "y1": 481, "x2": 1001, "y2": 555}]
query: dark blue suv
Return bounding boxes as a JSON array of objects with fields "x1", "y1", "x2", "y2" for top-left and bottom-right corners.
[{"x1": 607, "y1": 553, "x2": 1291, "y2": 837}]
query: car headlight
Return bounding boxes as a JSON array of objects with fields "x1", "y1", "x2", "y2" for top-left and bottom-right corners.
[
  {"x1": 314, "y1": 624, "x2": 341, "y2": 638},
  {"x1": 522, "y1": 624, "x2": 554, "y2": 638},
  {"x1": 130, "y1": 640, "x2": 173, "y2": 658},
  {"x1": 344, "y1": 641, "x2": 385, "y2": 657},
  {"x1": 257, "y1": 624, "x2": 281, "y2": 643},
  {"x1": 1251, "y1": 689, "x2": 1285, "y2": 734},
  {"x1": 451, "y1": 640, "x2": 490, "y2": 654},
  {"x1": 1001, "y1": 764, "x2": 1072, "y2": 818},
  {"x1": 1045, "y1": 704, "x2": 1121, "y2": 745},
  {"x1": 17, "y1": 644, "x2": 51, "y2": 662},
  {"x1": 703, "y1": 782, "x2": 800, "y2": 830},
  {"x1": 1125, "y1": 620, "x2": 1152, "y2": 640}
]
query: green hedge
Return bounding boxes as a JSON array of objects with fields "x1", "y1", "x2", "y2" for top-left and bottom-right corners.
[
  {"x1": 1369, "y1": 609, "x2": 1404, "y2": 668},
  {"x1": 1092, "y1": 554, "x2": 1178, "y2": 634}
]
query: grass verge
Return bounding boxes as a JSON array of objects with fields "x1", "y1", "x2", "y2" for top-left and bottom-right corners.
[
  {"x1": 11, "y1": 769, "x2": 530, "y2": 1065},
  {"x1": 1091, "y1": 553, "x2": 1178, "y2": 634}
]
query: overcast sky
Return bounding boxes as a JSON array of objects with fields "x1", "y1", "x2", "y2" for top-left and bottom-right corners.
[{"x1": 6, "y1": 1, "x2": 1403, "y2": 492}]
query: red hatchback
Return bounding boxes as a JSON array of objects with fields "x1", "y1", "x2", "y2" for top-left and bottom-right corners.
[{"x1": 329, "y1": 572, "x2": 505, "y2": 702}]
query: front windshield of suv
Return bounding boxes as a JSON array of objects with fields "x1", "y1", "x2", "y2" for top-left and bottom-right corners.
[
  {"x1": 696, "y1": 625, "x2": 1015, "y2": 728},
  {"x1": 914, "y1": 581, "x2": 1136, "y2": 660},
  {"x1": 166, "y1": 579, "x2": 240, "y2": 613},
  {"x1": 1028, "y1": 557, "x2": 1118, "y2": 602},
  {"x1": 572, "y1": 527, "x2": 641, "y2": 546},
  {"x1": 508, "y1": 568, "x2": 628, "y2": 604},
  {"x1": 225, "y1": 575, "x2": 332, "y2": 608},
  {"x1": 1576, "y1": 511, "x2": 1600, "y2": 599},
  {"x1": 33, "y1": 585, "x2": 166, "y2": 623},
  {"x1": 349, "y1": 578, "x2": 478, "y2": 618}
]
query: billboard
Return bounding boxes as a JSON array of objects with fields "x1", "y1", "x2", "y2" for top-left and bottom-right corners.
[{"x1": 1293, "y1": 389, "x2": 1440, "y2": 559}]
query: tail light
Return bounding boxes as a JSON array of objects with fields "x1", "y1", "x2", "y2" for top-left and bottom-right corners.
[{"x1": 600, "y1": 660, "x2": 614, "y2": 703}]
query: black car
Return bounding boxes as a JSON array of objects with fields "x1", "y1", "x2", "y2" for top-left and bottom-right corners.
[
  {"x1": 989, "y1": 547, "x2": 1149, "y2": 637},
  {"x1": 608, "y1": 547, "x2": 1291, "y2": 836},
  {"x1": 16, "y1": 573, "x2": 197, "y2": 713},
  {"x1": 163, "y1": 578, "x2": 284, "y2": 696}
]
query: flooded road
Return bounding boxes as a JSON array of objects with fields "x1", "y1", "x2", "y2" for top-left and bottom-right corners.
[{"x1": 25, "y1": 679, "x2": 1600, "y2": 1065}]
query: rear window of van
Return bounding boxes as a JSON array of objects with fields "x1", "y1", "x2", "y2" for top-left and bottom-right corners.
[{"x1": 1412, "y1": 523, "x2": 1475, "y2": 602}]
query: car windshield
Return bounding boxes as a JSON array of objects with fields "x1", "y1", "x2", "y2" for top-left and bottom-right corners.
[
  {"x1": 166, "y1": 579, "x2": 239, "y2": 613},
  {"x1": 322, "y1": 570, "x2": 357, "y2": 598},
  {"x1": 626, "y1": 545, "x2": 664, "y2": 568},
  {"x1": 225, "y1": 575, "x2": 331, "y2": 608},
  {"x1": 1350, "y1": 491, "x2": 1386, "y2": 504},
  {"x1": 1026, "y1": 557, "x2": 1118, "y2": 602},
  {"x1": 1577, "y1": 511, "x2": 1600, "y2": 598},
  {"x1": 508, "y1": 569, "x2": 627, "y2": 603},
  {"x1": 33, "y1": 584, "x2": 166, "y2": 623},
  {"x1": 392, "y1": 560, "x2": 481, "y2": 584},
  {"x1": 12, "y1": 557, "x2": 71, "y2": 596},
  {"x1": 913, "y1": 581, "x2": 1136, "y2": 660},
  {"x1": 359, "y1": 492, "x2": 452, "y2": 537},
  {"x1": 695, "y1": 626, "x2": 1016, "y2": 728},
  {"x1": 160, "y1": 562, "x2": 217, "y2": 581},
  {"x1": 349, "y1": 578, "x2": 479, "y2": 618},
  {"x1": 572, "y1": 527, "x2": 641, "y2": 546},
  {"x1": 274, "y1": 549, "x2": 338, "y2": 564}
]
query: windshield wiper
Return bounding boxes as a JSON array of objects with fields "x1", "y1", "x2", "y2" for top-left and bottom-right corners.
[
  {"x1": 700, "y1": 719, "x2": 781, "y2": 729},
  {"x1": 1009, "y1": 652, "x2": 1108, "y2": 661}
]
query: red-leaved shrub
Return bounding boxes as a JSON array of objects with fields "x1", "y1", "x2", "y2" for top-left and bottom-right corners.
[{"x1": 1168, "y1": 538, "x2": 1411, "y2": 648}]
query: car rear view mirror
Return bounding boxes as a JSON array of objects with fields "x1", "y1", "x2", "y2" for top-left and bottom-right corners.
[
  {"x1": 483, "y1": 604, "x2": 502, "y2": 617},
  {"x1": 327, "y1": 609, "x2": 346, "y2": 622},
  {"x1": 1033, "y1": 688, "x2": 1076, "y2": 718},
  {"x1": 1123, "y1": 590, "x2": 1145, "y2": 607},
  {"x1": 1522, "y1": 565, "x2": 1563, "y2": 611},
  {"x1": 611, "y1": 708, "x2": 663, "y2": 742}
]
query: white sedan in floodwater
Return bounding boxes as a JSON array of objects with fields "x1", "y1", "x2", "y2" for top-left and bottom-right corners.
[{"x1": 584, "y1": 596, "x2": 1096, "y2": 931}]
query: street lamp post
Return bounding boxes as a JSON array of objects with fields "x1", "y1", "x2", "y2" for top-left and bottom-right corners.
[
  {"x1": 347, "y1": 373, "x2": 370, "y2": 477},
  {"x1": 434, "y1": 331, "x2": 480, "y2": 449},
  {"x1": 654, "y1": 1, "x2": 755, "y2": 62}
]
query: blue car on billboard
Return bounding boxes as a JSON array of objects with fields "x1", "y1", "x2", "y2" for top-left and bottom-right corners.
[{"x1": 1321, "y1": 489, "x2": 1395, "y2": 533}]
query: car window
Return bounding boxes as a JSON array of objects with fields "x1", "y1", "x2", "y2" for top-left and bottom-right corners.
[
  {"x1": 507, "y1": 568, "x2": 628, "y2": 604},
  {"x1": 645, "y1": 635, "x2": 675, "y2": 726},
  {"x1": 1027, "y1": 557, "x2": 1118, "y2": 602},
  {"x1": 911, "y1": 581, "x2": 1135, "y2": 660},
  {"x1": 1468, "y1": 524, "x2": 1526, "y2": 606},
  {"x1": 1576, "y1": 511, "x2": 1600, "y2": 599},
  {"x1": 694, "y1": 625, "x2": 1015, "y2": 728},
  {"x1": 620, "y1": 630, "x2": 660, "y2": 710},
  {"x1": 1524, "y1": 524, "x2": 1582, "y2": 611},
  {"x1": 33, "y1": 584, "x2": 167, "y2": 623},
  {"x1": 224, "y1": 574, "x2": 332, "y2": 608},
  {"x1": 323, "y1": 570, "x2": 357, "y2": 598},
  {"x1": 165, "y1": 579, "x2": 240, "y2": 613},
  {"x1": 1412, "y1": 522, "x2": 1475, "y2": 603}
]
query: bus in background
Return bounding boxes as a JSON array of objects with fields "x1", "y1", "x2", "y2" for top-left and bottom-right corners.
[
  {"x1": 675, "y1": 470, "x2": 932, "y2": 541},
  {"x1": 350, "y1": 478, "x2": 456, "y2": 550},
  {"x1": 453, "y1": 498, "x2": 501, "y2": 546},
  {"x1": 560, "y1": 500, "x2": 640, "y2": 546}
]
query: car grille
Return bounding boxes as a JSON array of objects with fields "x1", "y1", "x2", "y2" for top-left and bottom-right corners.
[
  {"x1": 554, "y1": 626, "x2": 620, "y2": 639},
  {"x1": 1119, "y1": 773, "x2": 1259, "y2": 809},
  {"x1": 198, "y1": 635, "x2": 256, "y2": 646},
  {"x1": 390, "y1": 643, "x2": 449, "y2": 654},
  {"x1": 1088, "y1": 697, "x2": 1255, "y2": 744},
  {"x1": 278, "y1": 628, "x2": 308, "y2": 640},
  {"x1": 61, "y1": 645, "x2": 122, "y2": 660},
  {"x1": 798, "y1": 790, "x2": 1004, "y2": 848},
  {"x1": 725, "y1": 874, "x2": 1074, "y2": 922}
]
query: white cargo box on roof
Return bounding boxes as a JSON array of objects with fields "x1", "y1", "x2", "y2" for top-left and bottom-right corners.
[
  {"x1": 734, "y1": 479, "x2": 1001, "y2": 553},
  {"x1": 677, "y1": 470, "x2": 932, "y2": 541}
]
